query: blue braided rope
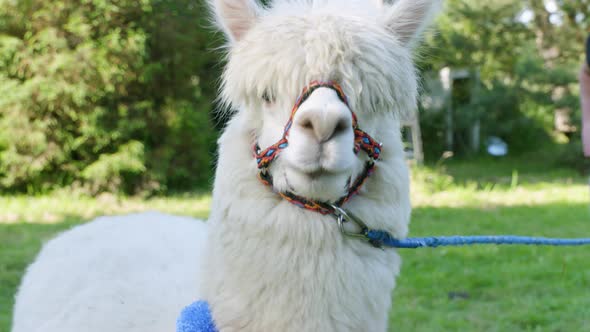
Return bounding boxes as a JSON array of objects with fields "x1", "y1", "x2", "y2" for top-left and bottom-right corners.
[{"x1": 366, "y1": 231, "x2": 590, "y2": 249}]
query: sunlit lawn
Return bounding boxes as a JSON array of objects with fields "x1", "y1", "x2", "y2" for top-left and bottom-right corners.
[{"x1": 1, "y1": 157, "x2": 589, "y2": 331}]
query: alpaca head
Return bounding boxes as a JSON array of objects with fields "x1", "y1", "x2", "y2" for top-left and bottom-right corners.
[{"x1": 210, "y1": 0, "x2": 440, "y2": 203}]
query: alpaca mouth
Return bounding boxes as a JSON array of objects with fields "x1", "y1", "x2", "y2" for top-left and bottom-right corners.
[
  {"x1": 304, "y1": 168, "x2": 330, "y2": 179},
  {"x1": 295, "y1": 165, "x2": 345, "y2": 181},
  {"x1": 283, "y1": 166, "x2": 351, "y2": 202}
]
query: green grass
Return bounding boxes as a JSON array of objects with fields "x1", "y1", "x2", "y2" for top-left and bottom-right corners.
[
  {"x1": 394, "y1": 204, "x2": 590, "y2": 331},
  {"x1": 0, "y1": 193, "x2": 211, "y2": 330},
  {"x1": 1, "y1": 157, "x2": 589, "y2": 331},
  {"x1": 394, "y1": 157, "x2": 590, "y2": 331}
]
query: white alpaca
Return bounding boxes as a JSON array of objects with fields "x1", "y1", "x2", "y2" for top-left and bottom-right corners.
[{"x1": 11, "y1": 1, "x2": 440, "y2": 331}]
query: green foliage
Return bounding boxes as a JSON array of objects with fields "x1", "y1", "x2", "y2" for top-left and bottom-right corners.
[
  {"x1": 0, "y1": 0, "x2": 220, "y2": 194},
  {"x1": 1, "y1": 0, "x2": 589, "y2": 193},
  {"x1": 419, "y1": 0, "x2": 587, "y2": 159},
  {"x1": 81, "y1": 140, "x2": 146, "y2": 193},
  {"x1": 555, "y1": 138, "x2": 590, "y2": 175}
]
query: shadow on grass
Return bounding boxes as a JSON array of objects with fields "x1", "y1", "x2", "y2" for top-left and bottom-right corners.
[{"x1": 434, "y1": 155, "x2": 586, "y2": 188}]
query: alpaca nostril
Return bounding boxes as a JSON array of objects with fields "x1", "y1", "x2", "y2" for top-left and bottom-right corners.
[
  {"x1": 332, "y1": 119, "x2": 349, "y2": 137},
  {"x1": 320, "y1": 117, "x2": 350, "y2": 142},
  {"x1": 301, "y1": 119, "x2": 314, "y2": 131},
  {"x1": 296, "y1": 113, "x2": 351, "y2": 142}
]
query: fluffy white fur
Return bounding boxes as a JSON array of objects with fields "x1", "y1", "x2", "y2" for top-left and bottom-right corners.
[
  {"x1": 12, "y1": 1, "x2": 440, "y2": 331},
  {"x1": 11, "y1": 212, "x2": 208, "y2": 332}
]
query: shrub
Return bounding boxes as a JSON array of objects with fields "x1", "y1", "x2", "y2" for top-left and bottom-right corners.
[{"x1": 0, "y1": 0, "x2": 220, "y2": 194}]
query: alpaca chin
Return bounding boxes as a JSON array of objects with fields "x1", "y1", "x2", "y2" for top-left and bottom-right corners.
[{"x1": 283, "y1": 166, "x2": 351, "y2": 202}]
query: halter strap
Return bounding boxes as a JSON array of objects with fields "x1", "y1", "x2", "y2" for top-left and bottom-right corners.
[
  {"x1": 254, "y1": 81, "x2": 382, "y2": 215},
  {"x1": 255, "y1": 81, "x2": 381, "y2": 169}
]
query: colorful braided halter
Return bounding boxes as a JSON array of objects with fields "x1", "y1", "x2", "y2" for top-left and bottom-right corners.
[{"x1": 254, "y1": 81, "x2": 382, "y2": 215}]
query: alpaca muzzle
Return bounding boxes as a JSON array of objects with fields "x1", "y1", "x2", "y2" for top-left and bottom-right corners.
[{"x1": 254, "y1": 81, "x2": 382, "y2": 216}]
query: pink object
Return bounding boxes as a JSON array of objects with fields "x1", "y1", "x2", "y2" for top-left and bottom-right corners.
[{"x1": 579, "y1": 65, "x2": 590, "y2": 157}]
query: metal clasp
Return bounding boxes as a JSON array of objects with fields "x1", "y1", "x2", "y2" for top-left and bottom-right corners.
[
  {"x1": 330, "y1": 204, "x2": 370, "y2": 241},
  {"x1": 330, "y1": 204, "x2": 384, "y2": 249}
]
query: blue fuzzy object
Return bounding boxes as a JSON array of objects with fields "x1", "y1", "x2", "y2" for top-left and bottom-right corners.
[{"x1": 176, "y1": 301, "x2": 218, "y2": 332}]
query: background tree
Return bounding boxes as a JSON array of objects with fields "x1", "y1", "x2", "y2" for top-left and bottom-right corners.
[
  {"x1": 419, "y1": 0, "x2": 589, "y2": 168},
  {"x1": 0, "y1": 0, "x2": 221, "y2": 194},
  {"x1": 1, "y1": 0, "x2": 589, "y2": 194}
]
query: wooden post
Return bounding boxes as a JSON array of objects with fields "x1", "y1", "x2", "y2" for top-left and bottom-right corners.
[
  {"x1": 411, "y1": 113, "x2": 424, "y2": 164},
  {"x1": 440, "y1": 67, "x2": 453, "y2": 152},
  {"x1": 401, "y1": 111, "x2": 424, "y2": 165}
]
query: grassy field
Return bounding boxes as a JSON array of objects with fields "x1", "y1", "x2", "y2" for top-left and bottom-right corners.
[{"x1": 1, "y1": 157, "x2": 589, "y2": 331}]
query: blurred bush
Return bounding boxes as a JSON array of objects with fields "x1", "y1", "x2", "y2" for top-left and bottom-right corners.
[
  {"x1": 556, "y1": 138, "x2": 590, "y2": 175},
  {"x1": 1, "y1": 0, "x2": 588, "y2": 195},
  {"x1": 0, "y1": 0, "x2": 220, "y2": 194},
  {"x1": 418, "y1": 0, "x2": 588, "y2": 161}
]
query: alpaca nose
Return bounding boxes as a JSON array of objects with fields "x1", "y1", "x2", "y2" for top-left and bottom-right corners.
[{"x1": 295, "y1": 109, "x2": 351, "y2": 142}]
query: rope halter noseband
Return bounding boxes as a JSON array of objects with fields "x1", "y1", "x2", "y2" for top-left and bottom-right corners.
[{"x1": 254, "y1": 81, "x2": 382, "y2": 216}]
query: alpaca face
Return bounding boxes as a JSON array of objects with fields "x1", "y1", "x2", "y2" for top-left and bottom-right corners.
[
  {"x1": 260, "y1": 85, "x2": 362, "y2": 202},
  {"x1": 210, "y1": 0, "x2": 440, "y2": 201}
]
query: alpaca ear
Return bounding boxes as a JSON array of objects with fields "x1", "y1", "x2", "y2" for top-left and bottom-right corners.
[
  {"x1": 209, "y1": 0, "x2": 261, "y2": 42},
  {"x1": 382, "y1": 0, "x2": 442, "y2": 47}
]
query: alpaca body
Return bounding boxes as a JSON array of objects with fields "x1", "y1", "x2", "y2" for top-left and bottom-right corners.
[{"x1": 11, "y1": 212, "x2": 207, "y2": 332}]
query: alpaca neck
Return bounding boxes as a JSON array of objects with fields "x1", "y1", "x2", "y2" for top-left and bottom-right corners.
[{"x1": 203, "y1": 202, "x2": 400, "y2": 332}]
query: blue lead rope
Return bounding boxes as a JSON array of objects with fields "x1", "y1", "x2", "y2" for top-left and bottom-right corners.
[
  {"x1": 175, "y1": 235, "x2": 590, "y2": 332},
  {"x1": 331, "y1": 206, "x2": 590, "y2": 249},
  {"x1": 176, "y1": 229, "x2": 590, "y2": 332},
  {"x1": 366, "y1": 231, "x2": 590, "y2": 249}
]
